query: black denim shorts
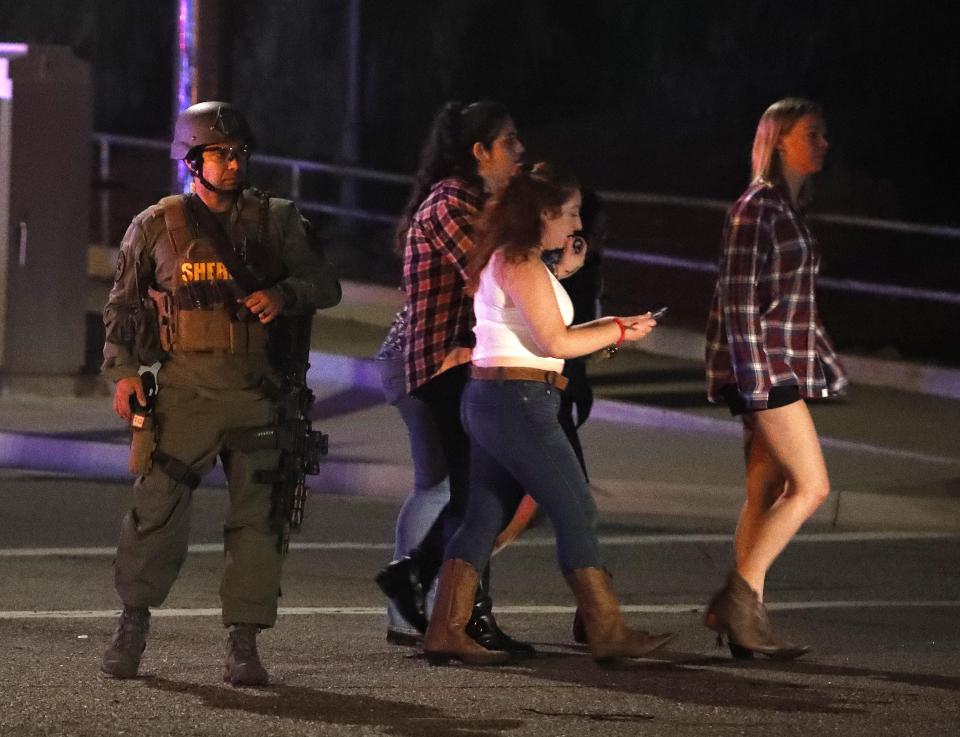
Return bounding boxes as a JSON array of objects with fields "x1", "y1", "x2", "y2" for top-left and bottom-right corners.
[{"x1": 720, "y1": 384, "x2": 801, "y2": 417}]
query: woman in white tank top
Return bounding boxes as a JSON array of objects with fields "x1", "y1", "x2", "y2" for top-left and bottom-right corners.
[{"x1": 422, "y1": 163, "x2": 674, "y2": 665}]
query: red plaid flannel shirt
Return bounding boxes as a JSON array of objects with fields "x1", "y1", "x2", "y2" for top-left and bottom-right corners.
[
  {"x1": 706, "y1": 180, "x2": 847, "y2": 409},
  {"x1": 402, "y1": 177, "x2": 482, "y2": 392}
]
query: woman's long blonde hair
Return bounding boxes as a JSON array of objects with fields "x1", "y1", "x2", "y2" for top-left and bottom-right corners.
[{"x1": 751, "y1": 97, "x2": 823, "y2": 195}]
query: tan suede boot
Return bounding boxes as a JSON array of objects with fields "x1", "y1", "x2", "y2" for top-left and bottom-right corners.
[
  {"x1": 422, "y1": 559, "x2": 510, "y2": 665},
  {"x1": 564, "y1": 567, "x2": 673, "y2": 661},
  {"x1": 705, "y1": 571, "x2": 810, "y2": 660}
]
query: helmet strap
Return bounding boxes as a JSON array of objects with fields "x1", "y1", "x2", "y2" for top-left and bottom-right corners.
[{"x1": 185, "y1": 160, "x2": 244, "y2": 195}]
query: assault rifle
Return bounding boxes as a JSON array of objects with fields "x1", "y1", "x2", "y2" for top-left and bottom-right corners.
[
  {"x1": 264, "y1": 312, "x2": 328, "y2": 550},
  {"x1": 223, "y1": 313, "x2": 328, "y2": 553}
]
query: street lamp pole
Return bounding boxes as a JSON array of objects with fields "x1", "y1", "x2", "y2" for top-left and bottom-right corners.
[
  {"x1": 173, "y1": 0, "x2": 229, "y2": 192},
  {"x1": 338, "y1": 0, "x2": 362, "y2": 216}
]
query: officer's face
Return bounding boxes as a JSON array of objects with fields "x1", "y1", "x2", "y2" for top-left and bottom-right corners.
[{"x1": 200, "y1": 138, "x2": 249, "y2": 191}]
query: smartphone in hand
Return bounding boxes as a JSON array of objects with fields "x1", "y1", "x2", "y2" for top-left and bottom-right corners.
[{"x1": 651, "y1": 306, "x2": 669, "y2": 320}]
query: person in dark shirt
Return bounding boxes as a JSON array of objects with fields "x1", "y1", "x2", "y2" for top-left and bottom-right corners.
[{"x1": 375, "y1": 100, "x2": 533, "y2": 657}]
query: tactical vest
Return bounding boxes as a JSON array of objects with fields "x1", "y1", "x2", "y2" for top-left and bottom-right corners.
[{"x1": 150, "y1": 191, "x2": 283, "y2": 354}]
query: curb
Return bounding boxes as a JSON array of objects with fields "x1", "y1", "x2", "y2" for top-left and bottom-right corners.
[{"x1": 5, "y1": 351, "x2": 955, "y2": 525}]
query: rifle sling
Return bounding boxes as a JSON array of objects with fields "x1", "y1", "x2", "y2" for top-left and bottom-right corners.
[{"x1": 185, "y1": 194, "x2": 265, "y2": 295}]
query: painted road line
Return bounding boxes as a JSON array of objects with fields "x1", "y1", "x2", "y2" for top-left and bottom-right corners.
[
  {"x1": 0, "y1": 531, "x2": 956, "y2": 558},
  {"x1": 2, "y1": 601, "x2": 959, "y2": 620}
]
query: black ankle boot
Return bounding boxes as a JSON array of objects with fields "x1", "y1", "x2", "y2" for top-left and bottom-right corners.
[
  {"x1": 375, "y1": 554, "x2": 428, "y2": 633},
  {"x1": 466, "y1": 587, "x2": 535, "y2": 659}
]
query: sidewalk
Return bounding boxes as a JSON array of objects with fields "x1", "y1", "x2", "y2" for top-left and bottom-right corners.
[{"x1": 1, "y1": 281, "x2": 958, "y2": 533}]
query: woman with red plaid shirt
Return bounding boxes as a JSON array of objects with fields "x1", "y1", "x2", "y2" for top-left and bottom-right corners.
[
  {"x1": 375, "y1": 100, "x2": 534, "y2": 657},
  {"x1": 704, "y1": 98, "x2": 848, "y2": 659}
]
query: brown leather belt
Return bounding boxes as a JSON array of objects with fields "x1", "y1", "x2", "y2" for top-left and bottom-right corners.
[{"x1": 470, "y1": 365, "x2": 568, "y2": 391}]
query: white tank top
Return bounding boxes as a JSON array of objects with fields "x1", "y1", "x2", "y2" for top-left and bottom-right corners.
[{"x1": 472, "y1": 250, "x2": 574, "y2": 372}]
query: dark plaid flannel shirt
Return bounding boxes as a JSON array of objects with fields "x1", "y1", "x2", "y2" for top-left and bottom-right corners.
[
  {"x1": 402, "y1": 177, "x2": 482, "y2": 393},
  {"x1": 706, "y1": 180, "x2": 848, "y2": 410}
]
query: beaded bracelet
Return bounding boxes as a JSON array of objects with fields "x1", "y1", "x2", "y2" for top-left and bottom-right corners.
[{"x1": 605, "y1": 318, "x2": 626, "y2": 358}]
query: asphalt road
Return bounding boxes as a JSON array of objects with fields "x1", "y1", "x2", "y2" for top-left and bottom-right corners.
[{"x1": 1, "y1": 472, "x2": 957, "y2": 737}]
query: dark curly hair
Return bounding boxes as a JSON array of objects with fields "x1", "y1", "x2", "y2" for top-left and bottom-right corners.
[{"x1": 394, "y1": 99, "x2": 511, "y2": 252}]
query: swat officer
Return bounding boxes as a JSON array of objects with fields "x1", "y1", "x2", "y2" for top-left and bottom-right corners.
[{"x1": 101, "y1": 101, "x2": 341, "y2": 686}]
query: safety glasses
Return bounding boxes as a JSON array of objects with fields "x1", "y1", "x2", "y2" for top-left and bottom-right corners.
[{"x1": 201, "y1": 143, "x2": 251, "y2": 164}]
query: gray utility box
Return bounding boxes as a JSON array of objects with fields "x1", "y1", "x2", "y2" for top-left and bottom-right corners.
[{"x1": 0, "y1": 43, "x2": 92, "y2": 376}]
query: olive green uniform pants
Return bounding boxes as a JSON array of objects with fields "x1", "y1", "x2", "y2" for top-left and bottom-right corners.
[{"x1": 114, "y1": 383, "x2": 284, "y2": 627}]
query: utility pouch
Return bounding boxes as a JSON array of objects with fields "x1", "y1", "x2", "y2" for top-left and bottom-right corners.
[
  {"x1": 129, "y1": 413, "x2": 156, "y2": 475},
  {"x1": 134, "y1": 297, "x2": 165, "y2": 365},
  {"x1": 229, "y1": 320, "x2": 269, "y2": 354},
  {"x1": 173, "y1": 308, "x2": 268, "y2": 353},
  {"x1": 149, "y1": 288, "x2": 175, "y2": 352},
  {"x1": 176, "y1": 309, "x2": 231, "y2": 351}
]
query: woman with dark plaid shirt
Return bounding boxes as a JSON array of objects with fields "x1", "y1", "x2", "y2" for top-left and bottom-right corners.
[
  {"x1": 704, "y1": 98, "x2": 848, "y2": 660},
  {"x1": 374, "y1": 100, "x2": 534, "y2": 657}
]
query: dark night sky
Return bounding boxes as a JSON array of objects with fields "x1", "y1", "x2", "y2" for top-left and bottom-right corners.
[{"x1": 2, "y1": 0, "x2": 958, "y2": 224}]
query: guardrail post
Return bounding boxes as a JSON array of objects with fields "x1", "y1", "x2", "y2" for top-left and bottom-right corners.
[
  {"x1": 98, "y1": 137, "x2": 110, "y2": 247},
  {"x1": 338, "y1": 0, "x2": 361, "y2": 223},
  {"x1": 290, "y1": 163, "x2": 301, "y2": 201}
]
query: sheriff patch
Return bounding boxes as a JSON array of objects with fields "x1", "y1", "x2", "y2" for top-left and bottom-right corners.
[{"x1": 181, "y1": 261, "x2": 231, "y2": 282}]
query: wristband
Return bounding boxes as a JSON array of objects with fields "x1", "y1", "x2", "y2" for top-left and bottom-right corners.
[
  {"x1": 604, "y1": 318, "x2": 627, "y2": 358},
  {"x1": 612, "y1": 318, "x2": 626, "y2": 347}
]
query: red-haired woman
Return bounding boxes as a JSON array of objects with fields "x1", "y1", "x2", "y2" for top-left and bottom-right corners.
[{"x1": 422, "y1": 163, "x2": 674, "y2": 665}]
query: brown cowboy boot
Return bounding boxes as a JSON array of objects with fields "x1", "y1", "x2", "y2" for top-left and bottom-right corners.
[
  {"x1": 572, "y1": 568, "x2": 620, "y2": 644},
  {"x1": 564, "y1": 567, "x2": 673, "y2": 661},
  {"x1": 704, "y1": 571, "x2": 810, "y2": 660},
  {"x1": 422, "y1": 559, "x2": 510, "y2": 666}
]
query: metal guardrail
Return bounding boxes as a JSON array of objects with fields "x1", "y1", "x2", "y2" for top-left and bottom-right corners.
[
  {"x1": 605, "y1": 250, "x2": 960, "y2": 306},
  {"x1": 92, "y1": 133, "x2": 960, "y2": 305},
  {"x1": 598, "y1": 190, "x2": 960, "y2": 240}
]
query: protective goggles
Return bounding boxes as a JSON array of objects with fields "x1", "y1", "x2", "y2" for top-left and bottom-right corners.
[{"x1": 201, "y1": 143, "x2": 252, "y2": 164}]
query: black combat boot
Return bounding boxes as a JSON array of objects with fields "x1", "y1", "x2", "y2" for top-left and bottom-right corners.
[
  {"x1": 375, "y1": 544, "x2": 444, "y2": 634},
  {"x1": 466, "y1": 577, "x2": 536, "y2": 659},
  {"x1": 102, "y1": 606, "x2": 150, "y2": 678},
  {"x1": 224, "y1": 624, "x2": 269, "y2": 687}
]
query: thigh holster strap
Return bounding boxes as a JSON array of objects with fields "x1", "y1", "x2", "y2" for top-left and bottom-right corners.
[{"x1": 153, "y1": 450, "x2": 202, "y2": 490}]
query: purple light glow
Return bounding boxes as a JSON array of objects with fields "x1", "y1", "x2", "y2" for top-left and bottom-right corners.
[{"x1": 175, "y1": 0, "x2": 197, "y2": 193}]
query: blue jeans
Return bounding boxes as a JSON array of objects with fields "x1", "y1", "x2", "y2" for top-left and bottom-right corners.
[
  {"x1": 448, "y1": 378, "x2": 602, "y2": 573},
  {"x1": 378, "y1": 356, "x2": 449, "y2": 631}
]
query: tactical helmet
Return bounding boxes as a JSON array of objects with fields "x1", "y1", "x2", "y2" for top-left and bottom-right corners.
[{"x1": 170, "y1": 101, "x2": 255, "y2": 160}]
